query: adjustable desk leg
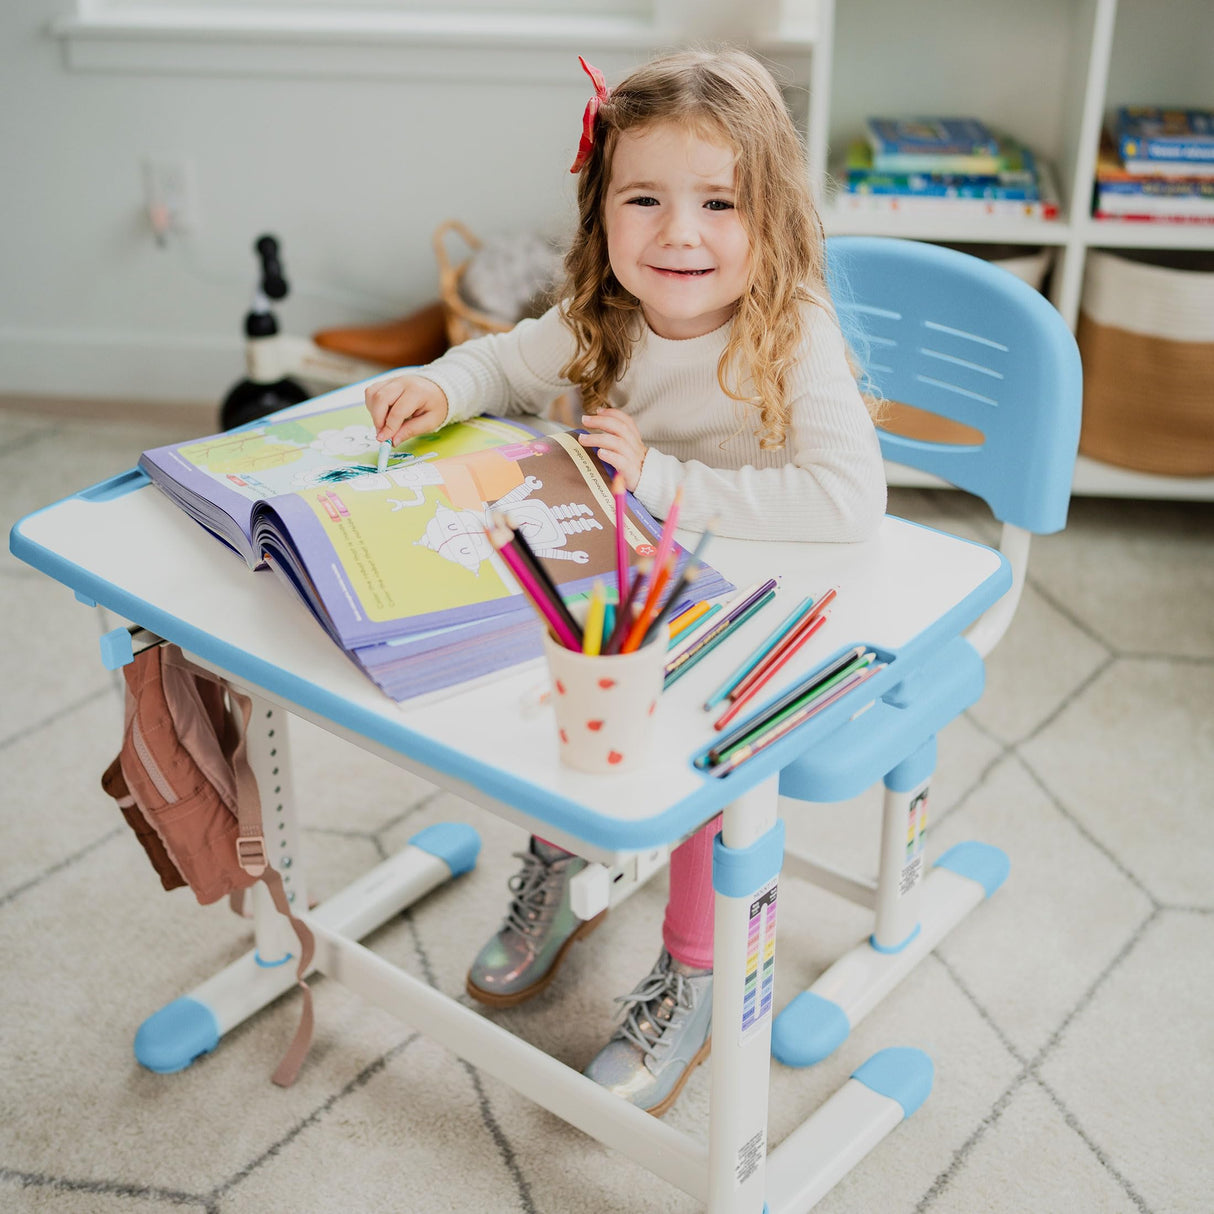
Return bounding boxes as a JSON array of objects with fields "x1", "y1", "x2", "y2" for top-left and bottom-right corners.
[
  {"x1": 132, "y1": 692, "x2": 480, "y2": 1077},
  {"x1": 709, "y1": 774, "x2": 781, "y2": 1213}
]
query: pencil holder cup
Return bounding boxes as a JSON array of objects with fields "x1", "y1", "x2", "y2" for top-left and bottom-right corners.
[{"x1": 542, "y1": 627, "x2": 668, "y2": 774}]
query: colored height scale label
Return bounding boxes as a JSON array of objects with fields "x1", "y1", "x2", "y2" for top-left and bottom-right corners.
[{"x1": 740, "y1": 877, "x2": 777, "y2": 1044}]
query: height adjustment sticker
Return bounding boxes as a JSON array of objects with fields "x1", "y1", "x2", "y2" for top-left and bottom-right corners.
[{"x1": 740, "y1": 877, "x2": 777, "y2": 1044}]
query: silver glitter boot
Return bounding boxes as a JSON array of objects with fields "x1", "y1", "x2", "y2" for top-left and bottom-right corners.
[
  {"x1": 583, "y1": 949, "x2": 713, "y2": 1117},
  {"x1": 466, "y1": 839, "x2": 606, "y2": 1008}
]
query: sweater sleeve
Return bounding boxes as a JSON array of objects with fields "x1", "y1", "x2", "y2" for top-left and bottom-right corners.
[
  {"x1": 634, "y1": 308, "x2": 887, "y2": 543},
  {"x1": 414, "y1": 305, "x2": 577, "y2": 425}
]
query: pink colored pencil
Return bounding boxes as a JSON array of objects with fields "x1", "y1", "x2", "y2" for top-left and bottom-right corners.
[
  {"x1": 612, "y1": 472, "x2": 628, "y2": 610},
  {"x1": 487, "y1": 522, "x2": 581, "y2": 651},
  {"x1": 650, "y1": 487, "x2": 683, "y2": 594}
]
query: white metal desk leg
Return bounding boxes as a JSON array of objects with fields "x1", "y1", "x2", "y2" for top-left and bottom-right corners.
[
  {"x1": 708, "y1": 774, "x2": 782, "y2": 1214},
  {"x1": 246, "y1": 697, "x2": 309, "y2": 961}
]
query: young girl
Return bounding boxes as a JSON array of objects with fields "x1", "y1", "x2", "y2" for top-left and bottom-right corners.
[{"x1": 366, "y1": 49, "x2": 886, "y2": 1116}]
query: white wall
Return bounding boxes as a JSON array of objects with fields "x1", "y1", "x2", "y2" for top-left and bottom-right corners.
[{"x1": 0, "y1": 2, "x2": 657, "y2": 404}]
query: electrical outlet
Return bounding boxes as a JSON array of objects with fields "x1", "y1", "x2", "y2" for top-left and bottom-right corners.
[{"x1": 142, "y1": 158, "x2": 198, "y2": 237}]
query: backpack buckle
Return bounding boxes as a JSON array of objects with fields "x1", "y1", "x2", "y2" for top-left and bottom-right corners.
[{"x1": 236, "y1": 834, "x2": 267, "y2": 876}]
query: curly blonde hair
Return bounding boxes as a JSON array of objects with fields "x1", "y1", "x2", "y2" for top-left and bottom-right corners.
[{"x1": 561, "y1": 48, "x2": 831, "y2": 449}]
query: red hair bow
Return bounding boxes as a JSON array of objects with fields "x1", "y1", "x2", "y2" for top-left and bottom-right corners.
[{"x1": 570, "y1": 55, "x2": 611, "y2": 173}]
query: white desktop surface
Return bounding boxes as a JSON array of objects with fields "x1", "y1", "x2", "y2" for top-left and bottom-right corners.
[{"x1": 12, "y1": 472, "x2": 1006, "y2": 861}]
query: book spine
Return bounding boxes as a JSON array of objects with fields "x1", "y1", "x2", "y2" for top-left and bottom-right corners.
[
  {"x1": 1118, "y1": 135, "x2": 1214, "y2": 164},
  {"x1": 847, "y1": 177, "x2": 1038, "y2": 201},
  {"x1": 1096, "y1": 177, "x2": 1214, "y2": 199},
  {"x1": 1093, "y1": 210, "x2": 1214, "y2": 225}
]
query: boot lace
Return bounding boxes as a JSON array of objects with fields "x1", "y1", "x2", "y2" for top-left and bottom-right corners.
[
  {"x1": 502, "y1": 850, "x2": 566, "y2": 939},
  {"x1": 613, "y1": 954, "x2": 698, "y2": 1060}
]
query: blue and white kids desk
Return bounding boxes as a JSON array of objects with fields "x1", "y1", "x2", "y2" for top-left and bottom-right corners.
[{"x1": 10, "y1": 393, "x2": 1009, "y2": 1214}]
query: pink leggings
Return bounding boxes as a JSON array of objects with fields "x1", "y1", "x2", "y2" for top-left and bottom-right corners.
[
  {"x1": 661, "y1": 813, "x2": 722, "y2": 970},
  {"x1": 539, "y1": 813, "x2": 722, "y2": 971}
]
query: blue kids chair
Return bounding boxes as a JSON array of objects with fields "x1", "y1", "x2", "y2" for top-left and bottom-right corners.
[{"x1": 770, "y1": 236, "x2": 1083, "y2": 1067}]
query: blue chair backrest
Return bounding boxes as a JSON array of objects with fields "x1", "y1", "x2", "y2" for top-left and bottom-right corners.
[{"x1": 826, "y1": 237, "x2": 1082, "y2": 534}]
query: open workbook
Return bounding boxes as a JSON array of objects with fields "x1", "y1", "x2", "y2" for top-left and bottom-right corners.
[{"x1": 140, "y1": 401, "x2": 731, "y2": 700}]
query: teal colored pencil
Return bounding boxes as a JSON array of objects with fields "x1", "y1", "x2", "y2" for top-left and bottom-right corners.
[
  {"x1": 602, "y1": 604, "x2": 615, "y2": 649},
  {"x1": 663, "y1": 591, "x2": 776, "y2": 689},
  {"x1": 703, "y1": 595, "x2": 815, "y2": 709}
]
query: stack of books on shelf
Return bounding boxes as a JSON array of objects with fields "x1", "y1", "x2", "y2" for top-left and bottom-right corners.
[
  {"x1": 1093, "y1": 107, "x2": 1214, "y2": 225},
  {"x1": 837, "y1": 117, "x2": 1058, "y2": 220}
]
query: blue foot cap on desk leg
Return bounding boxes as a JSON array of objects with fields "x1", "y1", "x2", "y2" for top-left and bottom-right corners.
[
  {"x1": 852, "y1": 1048, "x2": 933, "y2": 1119},
  {"x1": 409, "y1": 823, "x2": 481, "y2": 878},
  {"x1": 134, "y1": 997, "x2": 220, "y2": 1074},
  {"x1": 771, "y1": 991, "x2": 850, "y2": 1068},
  {"x1": 934, "y1": 841, "x2": 1010, "y2": 898}
]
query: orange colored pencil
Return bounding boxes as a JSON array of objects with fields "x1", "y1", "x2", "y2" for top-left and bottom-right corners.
[{"x1": 621, "y1": 552, "x2": 676, "y2": 653}]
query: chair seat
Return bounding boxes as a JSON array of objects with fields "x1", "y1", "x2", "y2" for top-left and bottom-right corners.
[{"x1": 778, "y1": 636, "x2": 984, "y2": 803}]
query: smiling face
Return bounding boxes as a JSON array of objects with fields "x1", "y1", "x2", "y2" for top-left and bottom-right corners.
[{"x1": 604, "y1": 121, "x2": 751, "y2": 340}]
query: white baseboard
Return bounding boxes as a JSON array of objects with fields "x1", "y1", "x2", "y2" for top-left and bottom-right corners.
[{"x1": 0, "y1": 327, "x2": 242, "y2": 405}]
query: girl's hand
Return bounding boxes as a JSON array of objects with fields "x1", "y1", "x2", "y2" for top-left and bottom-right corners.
[
  {"x1": 366, "y1": 375, "x2": 449, "y2": 445},
  {"x1": 578, "y1": 408, "x2": 648, "y2": 491}
]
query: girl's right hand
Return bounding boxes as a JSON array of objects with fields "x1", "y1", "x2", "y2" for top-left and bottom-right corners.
[{"x1": 365, "y1": 375, "x2": 449, "y2": 445}]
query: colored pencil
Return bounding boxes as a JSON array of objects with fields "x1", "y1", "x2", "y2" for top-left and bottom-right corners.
[
  {"x1": 583, "y1": 581, "x2": 607, "y2": 656},
  {"x1": 668, "y1": 580, "x2": 765, "y2": 664},
  {"x1": 651, "y1": 486, "x2": 683, "y2": 590},
  {"x1": 497, "y1": 511, "x2": 582, "y2": 643},
  {"x1": 663, "y1": 589, "x2": 777, "y2": 689},
  {"x1": 612, "y1": 473, "x2": 628, "y2": 612},
  {"x1": 622, "y1": 551, "x2": 677, "y2": 653},
  {"x1": 729, "y1": 588, "x2": 839, "y2": 704},
  {"x1": 668, "y1": 603, "x2": 722, "y2": 650},
  {"x1": 708, "y1": 664, "x2": 885, "y2": 776},
  {"x1": 638, "y1": 523, "x2": 716, "y2": 649},
  {"x1": 703, "y1": 594, "x2": 815, "y2": 709},
  {"x1": 669, "y1": 601, "x2": 709, "y2": 638},
  {"x1": 603, "y1": 557, "x2": 652, "y2": 654},
  {"x1": 712, "y1": 612, "x2": 829, "y2": 731},
  {"x1": 486, "y1": 521, "x2": 582, "y2": 651},
  {"x1": 706, "y1": 647, "x2": 872, "y2": 765}
]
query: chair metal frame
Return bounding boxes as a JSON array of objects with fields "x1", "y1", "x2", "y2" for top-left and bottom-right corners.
[{"x1": 772, "y1": 236, "x2": 1083, "y2": 1068}]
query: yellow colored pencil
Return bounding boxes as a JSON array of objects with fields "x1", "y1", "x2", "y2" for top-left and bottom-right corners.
[{"x1": 583, "y1": 581, "x2": 606, "y2": 656}]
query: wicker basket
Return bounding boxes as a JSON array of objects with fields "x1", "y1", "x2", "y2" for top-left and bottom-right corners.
[
  {"x1": 1077, "y1": 248, "x2": 1214, "y2": 477},
  {"x1": 433, "y1": 219, "x2": 576, "y2": 424},
  {"x1": 433, "y1": 219, "x2": 515, "y2": 347}
]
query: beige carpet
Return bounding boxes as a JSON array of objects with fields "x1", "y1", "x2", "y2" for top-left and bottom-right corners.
[{"x1": 2, "y1": 407, "x2": 1213, "y2": 1213}]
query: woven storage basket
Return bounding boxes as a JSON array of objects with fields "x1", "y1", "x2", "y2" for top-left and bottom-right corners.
[
  {"x1": 433, "y1": 219, "x2": 515, "y2": 346},
  {"x1": 1077, "y1": 248, "x2": 1214, "y2": 476},
  {"x1": 432, "y1": 219, "x2": 576, "y2": 424}
]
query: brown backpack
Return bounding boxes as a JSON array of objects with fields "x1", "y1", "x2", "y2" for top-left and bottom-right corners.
[{"x1": 101, "y1": 643, "x2": 314, "y2": 1086}]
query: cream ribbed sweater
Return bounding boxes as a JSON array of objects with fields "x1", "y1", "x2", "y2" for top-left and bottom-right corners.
[{"x1": 418, "y1": 302, "x2": 886, "y2": 542}]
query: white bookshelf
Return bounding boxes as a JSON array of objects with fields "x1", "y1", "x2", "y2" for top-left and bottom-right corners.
[{"x1": 786, "y1": 0, "x2": 1214, "y2": 500}]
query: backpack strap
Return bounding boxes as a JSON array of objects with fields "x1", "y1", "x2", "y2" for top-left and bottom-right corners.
[
  {"x1": 161, "y1": 646, "x2": 316, "y2": 1087},
  {"x1": 225, "y1": 682, "x2": 316, "y2": 1088}
]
